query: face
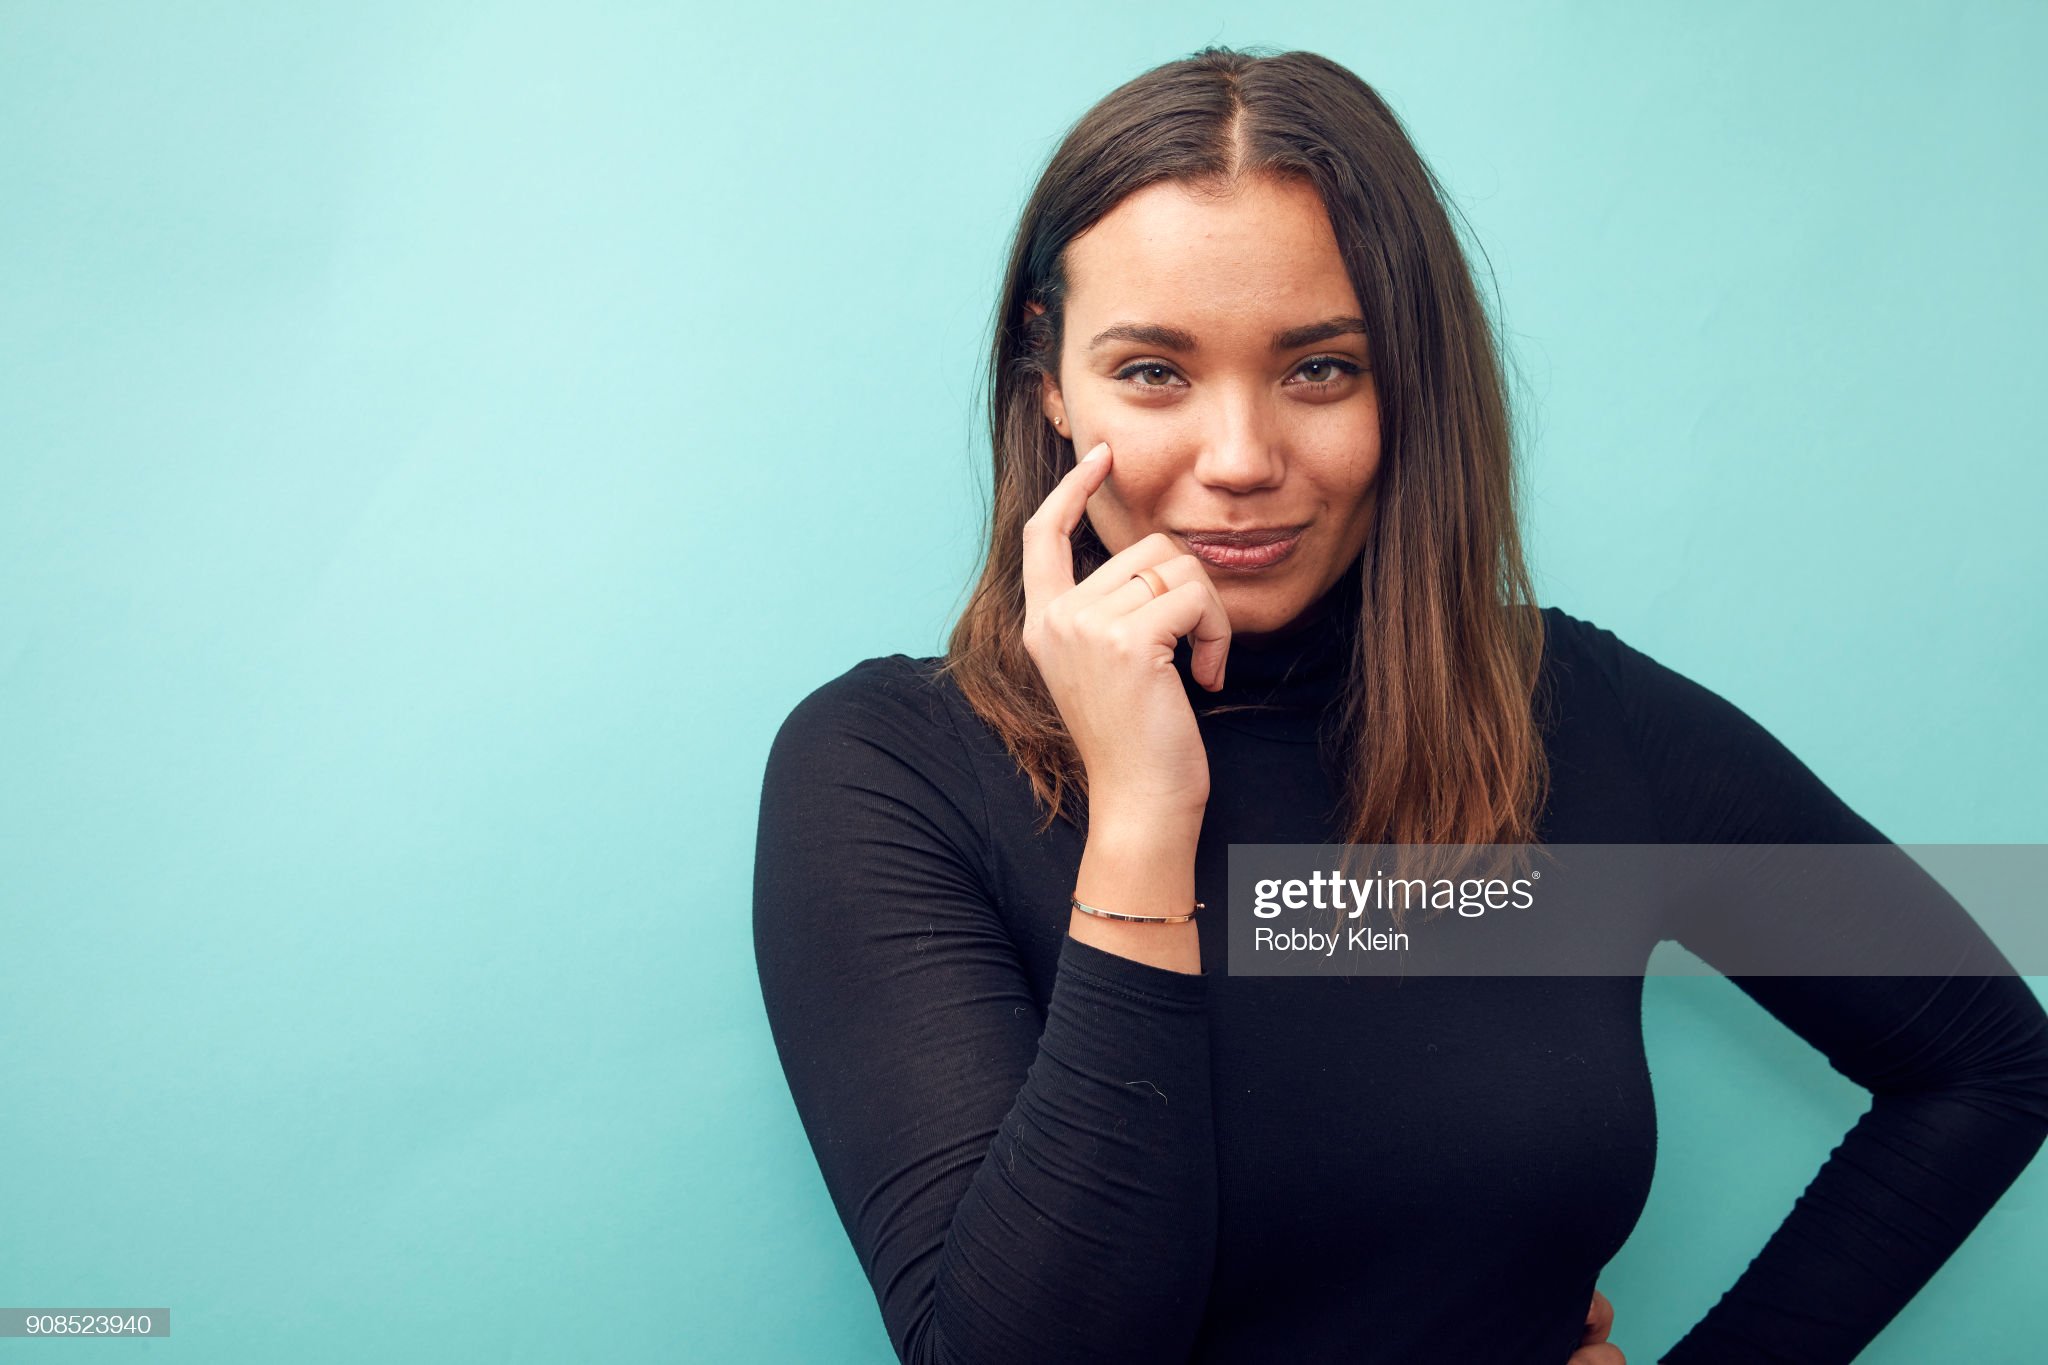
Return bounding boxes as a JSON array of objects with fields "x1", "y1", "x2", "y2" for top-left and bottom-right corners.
[{"x1": 1035, "y1": 175, "x2": 1382, "y2": 641}]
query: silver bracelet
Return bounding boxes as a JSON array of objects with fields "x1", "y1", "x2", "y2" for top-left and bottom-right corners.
[{"x1": 1070, "y1": 894, "x2": 1202, "y2": 925}]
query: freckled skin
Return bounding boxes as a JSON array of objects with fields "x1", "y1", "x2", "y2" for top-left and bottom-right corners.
[{"x1": 1036, "y1": 176, "x2": 1383, "y2": 645}]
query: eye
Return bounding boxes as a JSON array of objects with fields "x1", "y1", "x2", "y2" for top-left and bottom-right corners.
[
  {"x1": 1288, "y1": 355, "x2": 1365, "y2": 389},
  {"x1": 1109, "y1": 355, "x2": 1366, "y2": 394},
  {"x1": 1112, "y1": 361, "x2": 1185, "y2": 390}
]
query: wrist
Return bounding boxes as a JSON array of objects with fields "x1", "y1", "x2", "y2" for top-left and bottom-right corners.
[
  {"x1": 1076, "y1": 822, "x2": 1199, "y2": 920},
  {"x1": 1085, "y1": 797, "x2": 1205, "y2": 851}
]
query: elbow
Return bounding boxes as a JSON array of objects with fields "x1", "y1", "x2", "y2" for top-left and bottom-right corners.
[
  {"x1": 1884, "y1": 1022, "x2": 2048, "y2": 1134},
  {"x1": 1873, "y1": 981, "x2": 2048, "y2": 1127},
  {"x1": 1962, "y1": 1005, "x2": 2048, "y2": 1129},
  {"x1": 892, "y1": 1311, "x2": 937, "y2": 1365}
]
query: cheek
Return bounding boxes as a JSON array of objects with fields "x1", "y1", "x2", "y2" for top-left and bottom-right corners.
[
  {"x1": 1102, "y1": 428, "x2": 1210, "y2": 486},
  {"x1": 1098, "y1": 453, "x2": 1183, "y2": 510},
  {"x1": 1300, "y1": 442, "x2": 1383, "y2": 512},
  {"x1": 1071, "y1": 386, "x2": 1199, "y2": 455},
  {"x1": 1068, "y1": 424, "x2": 1183, "y2": 496},
  {"x1": 1081, "y1": 456, "x2": 1173, "y2": 550},
  {"x1": 1316, "y1": 385, "x2": 1383, "y2": 469},
  {"x1": 1330, "y1": 415, "x2": 1384, "y2": 486}
]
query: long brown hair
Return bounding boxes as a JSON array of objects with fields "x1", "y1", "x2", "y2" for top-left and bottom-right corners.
[{"x1": 941, "y1": 44, "x2": 1550, "y2": 850}]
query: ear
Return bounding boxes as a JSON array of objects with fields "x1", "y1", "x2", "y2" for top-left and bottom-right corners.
[
  {"x1": 1038, "y1": 371, "x2": 1064, "y2": 430},
  {"x1": 1023, "y1": 299, "x2": 1066, "y2": 430}
]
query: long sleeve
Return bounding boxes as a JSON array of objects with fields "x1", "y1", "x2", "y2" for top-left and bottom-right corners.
[
  {"x1": 751, "y1": 657, "x2": 1218, "y2": 1365},
  {"x1": 1571, "y1": 619, "x2": 2048, "y2": 1363}
]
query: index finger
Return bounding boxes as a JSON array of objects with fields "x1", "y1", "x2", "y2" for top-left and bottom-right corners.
[
  {"x1": 1020, "y1": 441, "x2": 1111, "y2": 616},
  {"x1": 1582, "y1": 1289, "x2": 1614, "y2": 1343}
]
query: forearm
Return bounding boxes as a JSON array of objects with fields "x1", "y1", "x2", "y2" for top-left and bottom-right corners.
[
  {"x1": 759, "y1": 667, "x2": 1220, "y2": 1365},
  {"x1": 903, "y1": 826, "x2": 1217, "y2": 1363},
  {"x1": 1662, "y1": 1027, "x2": 2048, "y2": 1362},
  {"x1": 907, "y1": 931, "x2": 1217, "y2": 1363},
  {"x1": 1068, "y1": 813, "x2": 1205, "y2": 975}
]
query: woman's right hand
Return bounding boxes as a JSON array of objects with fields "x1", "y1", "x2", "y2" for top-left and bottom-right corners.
[
  {"x1": 1568, "y1": 1288, "x2": 1624, "y2": 1364},
  {"x1": 1020, "y1": 441, "x2": 1234, "y2": 822}
]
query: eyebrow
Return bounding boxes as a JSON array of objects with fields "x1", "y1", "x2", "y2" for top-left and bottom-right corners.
[{"x1": 1085, "y1": 315, "x2": 1370, "y2": 355}]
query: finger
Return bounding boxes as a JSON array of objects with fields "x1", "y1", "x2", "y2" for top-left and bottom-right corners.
[
  {"x1": 1080, "y1": 550, "x2": 1234, "y2": 690},
  {"x1": 1061, "y1": 526, "x2": 1185, "y2": 611},
  {"x1": 1105, "y1": 577, "x2": 1228, "y2": 683},
  {"x1": 1583, "y1": 1288, "x2": 1614, "y2": 1343},
  {"x1": 1102, "y1": 576, "x2": 1235, "y2": 692},
  {"x1": 1021, "y1": 442, "x2": 1112, "y2": 621}
]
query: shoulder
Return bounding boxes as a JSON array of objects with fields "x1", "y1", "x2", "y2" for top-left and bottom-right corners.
[
  {"x1": 764, "y1": 653, "x2": 985, "y2": 822},
  {"x1": 1536, "y1": 604, "x2": 1648, "y2": 691},
  {"x1": 1535, "y1": 604, "x2": 1721, "y2": 724},
  {"x1": 773, "y1": 652, "x2": 953, "y2": 743},
  {"x1": 1531, "y1": 604, "x2": 1658, "y2": 738},
  {"x1": 757, "y1": 651, "x2": 999, "y2": 898},
  {"x1": 1534, "y1": 605, "x2": 1881, "y2": 843}
]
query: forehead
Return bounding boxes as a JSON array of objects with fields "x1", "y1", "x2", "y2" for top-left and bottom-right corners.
[{"x1": 1061, "y1": 176, "x2": 1360, "y2": 328}]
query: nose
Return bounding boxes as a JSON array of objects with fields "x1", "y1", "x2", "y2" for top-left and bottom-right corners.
[{"x1": 1191, "y1": 394, "x2": 1284, "y2": 491}]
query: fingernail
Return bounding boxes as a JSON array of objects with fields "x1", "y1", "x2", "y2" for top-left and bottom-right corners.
[{"x1": 1082, "y1": 442, "x2": 1109, "y2": 462}]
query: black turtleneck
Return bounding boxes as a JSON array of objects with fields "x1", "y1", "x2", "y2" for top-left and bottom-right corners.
[
  {"x1": 1174, "y1": 565, "x2": 1361, "y2": 730},
  {"x1": 753, "y1": 596, "x2": 2048, "y2": 1364}
]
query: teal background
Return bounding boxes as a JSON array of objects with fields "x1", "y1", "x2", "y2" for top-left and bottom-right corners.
[{"x1": 2, "y1": 3, "x2": 2042, "y2": 1361}]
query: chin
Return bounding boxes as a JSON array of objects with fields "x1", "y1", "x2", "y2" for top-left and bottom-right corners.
[
  {"x1": 1219, "y1": 575, "x2": 1334, "y2": 626},
  {"x1": 1221, "y1": 595, "x2": 1299, "y2": 629}
]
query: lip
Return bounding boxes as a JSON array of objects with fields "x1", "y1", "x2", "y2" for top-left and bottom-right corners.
[
  {"x1": 1176, "y1": 523, "x2": 1311, "y2": 548},
  {"x1": 1178, "y1": 526, "x2": 1307, "y2": 572}
]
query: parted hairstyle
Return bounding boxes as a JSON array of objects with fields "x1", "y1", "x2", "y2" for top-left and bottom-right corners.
[{"x1": 941, "y1": 44, "x2": 1551, "y2": 850}]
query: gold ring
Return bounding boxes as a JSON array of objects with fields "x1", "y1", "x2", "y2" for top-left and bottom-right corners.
[{"x1": 1137, "y1": 567, "x2": 1170, "y2": 599}]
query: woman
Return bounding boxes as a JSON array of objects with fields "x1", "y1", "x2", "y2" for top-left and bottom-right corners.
[{"x1": 752, "y1": 46, "x2": 2048, "y2": 1364}]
